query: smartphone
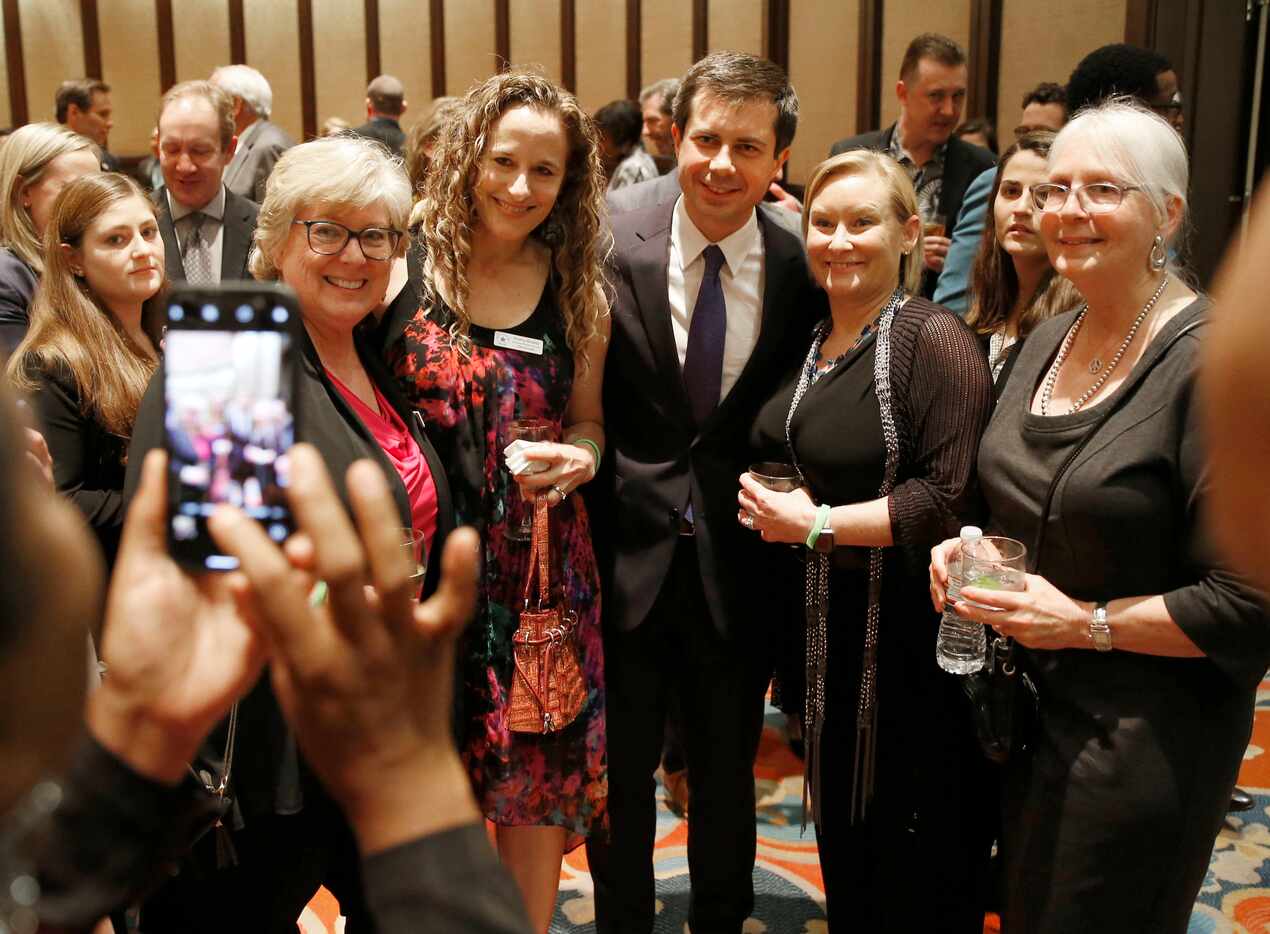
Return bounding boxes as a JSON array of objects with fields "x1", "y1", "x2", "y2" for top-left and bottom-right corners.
[{"x1": 163, "y1": 282, "x2": 300, "y2": 570}]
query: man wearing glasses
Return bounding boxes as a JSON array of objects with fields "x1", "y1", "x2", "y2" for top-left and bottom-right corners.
[{"x1": 155, "y1": 81, "x2": 259, "y2": 285}]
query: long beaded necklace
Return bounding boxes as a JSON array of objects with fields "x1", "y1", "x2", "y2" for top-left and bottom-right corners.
[{"x1": 1040, "y1": 274, "x2": 1169, "y2": 416}]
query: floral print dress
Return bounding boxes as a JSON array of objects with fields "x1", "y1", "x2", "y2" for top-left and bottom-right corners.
[{"x1": 388, "y1": 285, "x2": 607, "y2": 849}]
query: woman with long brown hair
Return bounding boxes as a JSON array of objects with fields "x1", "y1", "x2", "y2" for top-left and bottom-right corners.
[
  {"x1": 6, "y1": 172, "x2": 163, "y2": 566},
  {"x1": 965, "y1": 130, "x2": 1079, "y2": 386},
  {"x1": 383, "y1": 69, "x2": 609, "y2": 931}
]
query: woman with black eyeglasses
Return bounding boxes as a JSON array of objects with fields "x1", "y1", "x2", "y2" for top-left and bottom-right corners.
[
  {"x1": 126, "y1": 135, "x2": 454, "y2": 933},
  {"x1": 929, "y1": 101, "x2": 1269, "y2": 934}
]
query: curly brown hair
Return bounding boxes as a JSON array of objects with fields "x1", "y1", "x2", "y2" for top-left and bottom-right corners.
[{"x1": 415, "y1": 70, "x2": 609, "y2": 365}]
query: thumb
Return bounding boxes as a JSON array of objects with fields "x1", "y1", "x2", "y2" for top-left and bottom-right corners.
[
  {"x1": 414, "y1": 526, "x2": 479, "y2": 643},
  {"x1": 117, "y1": 449, "x2": 169, "y2": 558}
]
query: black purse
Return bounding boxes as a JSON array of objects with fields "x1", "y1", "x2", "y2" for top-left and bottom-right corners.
[
  {"x1": 961, "y1": 315, "x2": 1208, "y2": 765},
  {"x1": 962, "y1": 634, "x2": 1038, "y2": 764}
]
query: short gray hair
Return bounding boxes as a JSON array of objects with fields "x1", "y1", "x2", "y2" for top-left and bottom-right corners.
[
  {"x1": 1048, "y1": 98, "x2": 1188, "y2": 255},
  {"x1": 249, "y1": 136, "x2": 412, "y2": 281},
  {"x1": 639, "y1": 78, "x2": 679, "y2": 116},
  {"x1": 210, "y1": 65, "x2": 273, "y2": 119}
]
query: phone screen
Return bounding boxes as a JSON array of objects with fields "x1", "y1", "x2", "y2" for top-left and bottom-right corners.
[{"x1": 164, "y1": 287, "x2": 299, "y2": 570}]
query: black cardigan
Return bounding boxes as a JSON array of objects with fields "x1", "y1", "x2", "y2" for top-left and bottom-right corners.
[{"x1": 124, "y1": 323, "x2": 455, "y2": 820}]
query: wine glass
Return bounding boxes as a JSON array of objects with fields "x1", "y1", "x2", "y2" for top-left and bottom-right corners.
[
  {"x1": 747, "y1": 461, "x2": 801, "y2": 493},
  {"x1": 401, "y1": 527, "x2": 427, "y2": 599},
  {"x1": 961, "y1": 536, "x2": 1027, "y2": 608},
  {"x1": 506, "y1": 418, "x2": 555, "y2": 541}
]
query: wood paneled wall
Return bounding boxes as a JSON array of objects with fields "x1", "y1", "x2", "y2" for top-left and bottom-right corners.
[{"x1": 0, "y1": 0, "x2": 1130, "y2": 181}]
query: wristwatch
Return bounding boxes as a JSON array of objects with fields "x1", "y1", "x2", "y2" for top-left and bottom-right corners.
[
  {"x1": 1088, "y1": 601, "x2": 1112, "y2": 652},
  {"x1": 812, "y1": 525, "x2": 835, "y2": 554}
]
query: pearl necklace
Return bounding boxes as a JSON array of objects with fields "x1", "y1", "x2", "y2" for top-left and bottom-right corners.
[{"x1": 1040, "y1": 274, "x2": 1169, "y2": 416}]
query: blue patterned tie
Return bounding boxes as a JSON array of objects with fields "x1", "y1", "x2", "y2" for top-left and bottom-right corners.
[{"x1": 682, "y1": 244, "x2": 727, "y2": 426}]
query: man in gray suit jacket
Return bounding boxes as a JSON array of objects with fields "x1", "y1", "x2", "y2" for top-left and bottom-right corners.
[
  {"x1": 211, "y1": 65, "x2": 294, "y2": 204},
  {"x1": 155, "y1": 81, "x2": 259, "y2": 284}
]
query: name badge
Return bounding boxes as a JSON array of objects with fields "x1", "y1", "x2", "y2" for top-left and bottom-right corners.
[{"x1": 493, "y1": 331, "x2": 545, "y2": 355}]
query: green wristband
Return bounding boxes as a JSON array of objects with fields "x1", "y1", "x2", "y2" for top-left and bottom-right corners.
[
  {"x1": 573, "y1": 437, "x2": 602, "y2": 476},
  {"x1": 804, "y1": 503, "x2": 831, "y2": 550}
]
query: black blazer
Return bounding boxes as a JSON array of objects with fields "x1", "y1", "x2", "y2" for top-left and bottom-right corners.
[
  {"x1": 600, "y1": 200, "x2": 822, "y2": 636},
  {"x1": 828, "y1": 125, "x2": 996, "y2": 296},
  {"x1": 352, "y1": 116, "x2": 407, "y2": 158},
  {"x1": 28, "y1": 361, "x2": 129, "y2": 567},
  {"x1": 154, "y1": 186, "x2": 259, "y2": 284},
  {"x1": 0, "y1": 246, "x2": 37, "y2": 354},
  {"x1": 124, "y1": 324, "x2": 455, "y2": 819}
]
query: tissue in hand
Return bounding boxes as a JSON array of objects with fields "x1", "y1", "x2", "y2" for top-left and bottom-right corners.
[{"x1": 504, "y1": 439, "x2": 550, "y2": 476}]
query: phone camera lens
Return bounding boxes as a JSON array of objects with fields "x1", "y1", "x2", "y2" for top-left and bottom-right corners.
[
  {"x1": 235, "y1": 304, "x2": 254, "y2": 323},
  {"x1": 272, "y1": 306, "x2": 289, "y2": 324},
  {"x1": 201, "y1": 304, "x2": 220, "y2": 323}
]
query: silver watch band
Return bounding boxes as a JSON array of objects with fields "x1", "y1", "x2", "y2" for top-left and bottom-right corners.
[{"x1": 1089, "y1": 601, "x2": 1112, "y2": 651}]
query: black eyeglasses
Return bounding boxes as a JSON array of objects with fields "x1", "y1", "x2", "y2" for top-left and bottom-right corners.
[
  {"x1": 291, "y1": 219, "x2": 402, "y2": 261},
  {"x1": 1031, "y1": 181, "x2": 1142, "y2": 214}
]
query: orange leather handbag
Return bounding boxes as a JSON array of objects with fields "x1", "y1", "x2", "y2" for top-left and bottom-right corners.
[{"x1": 509, "y1": 495, "x2": 587, "y2": 733}]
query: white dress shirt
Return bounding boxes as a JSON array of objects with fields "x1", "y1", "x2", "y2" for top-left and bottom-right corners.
[
  {"x1": 667, "y1": 196, "x2": 765, "y2": 403},
  {"x1": 167, "y1": 184, "x2": 227, "y2": 283}
]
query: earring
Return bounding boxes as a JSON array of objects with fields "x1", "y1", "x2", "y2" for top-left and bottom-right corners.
[
  {"x1": 536, "y1": 208, "x2": 565, "y2": 248},
  {"x1": 1149, "y1": 234, "x2": 1168, "y2": 271}
]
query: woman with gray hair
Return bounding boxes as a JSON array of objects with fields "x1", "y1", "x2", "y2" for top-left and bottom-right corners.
[
  {"x1": 127, "y1": 134, "x2": 453, "y2": 933},
  {"x1": 929, "y1": 100, "x2": 1270, "y2": 932},
  {"x1": 0, "y1": 123, "x2": 99, "y2": 352}
]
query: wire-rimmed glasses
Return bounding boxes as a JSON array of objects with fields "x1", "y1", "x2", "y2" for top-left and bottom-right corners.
[
  {"x1": 291, "y1": 219, "x2": 402, "y2": 261},
  {"x1": 1030, "y1": 182, "x2": 1142, "y2": 215}
]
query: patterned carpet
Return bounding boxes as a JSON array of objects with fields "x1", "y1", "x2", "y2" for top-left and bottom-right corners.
[{"x1": 300, "y1": 682, "x2": 1270, "y2": 933}]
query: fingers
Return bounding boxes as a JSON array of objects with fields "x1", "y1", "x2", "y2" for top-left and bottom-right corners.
[
  {"x1": 207, "y1": 502, "x2": 325, "y2": 661},
  {"x1": 346, "y1": 459, "x2": 415, "y2": 635},
  {"x1": 958, "y1": 586, "x2": 1026, "y2": 613},
  {"x1": 285, "y1": 445, "x2": 370, "y2": 637},
  {"x1": 414, "y1": 527, "x2": 479, "y2": 644},
  {"x1": 117, "y1": 449, "x2": 169, "y2": 556}
]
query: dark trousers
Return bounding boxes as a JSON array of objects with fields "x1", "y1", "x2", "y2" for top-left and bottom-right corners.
[
  {"x1": 139, "y1": 794, "x2": 375, "y2": 933},
  {"x1": 586, "y1": 538, "x2": 771, "y2": 934}
]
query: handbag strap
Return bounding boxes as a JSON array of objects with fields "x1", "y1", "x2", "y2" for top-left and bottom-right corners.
[
  {"x1": 1027, "y1": 314, "x2": 1206, "y2": 568},
  {"x1": 521, "y1": 494, "x2": 552, "y2": 610}
]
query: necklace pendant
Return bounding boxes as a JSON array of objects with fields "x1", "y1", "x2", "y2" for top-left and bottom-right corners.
[{"x1": 1088, "y1": 357, "x2": 1104, "y2": 374}]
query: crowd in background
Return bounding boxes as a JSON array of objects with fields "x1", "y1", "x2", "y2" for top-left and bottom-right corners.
[{"x1": 0, "y1": 27, "x2": 1263, "y2": 934}]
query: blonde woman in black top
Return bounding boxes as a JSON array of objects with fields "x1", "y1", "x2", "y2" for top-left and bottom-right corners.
[{"x1": 739, "y1": 149, "x2": 994, "y2": 931}]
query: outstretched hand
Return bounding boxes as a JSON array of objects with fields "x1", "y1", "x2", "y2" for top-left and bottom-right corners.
[
  {"x1": 208, "y1": 444, "x2": 482, "y2": 854},
  {"x1": 87, "y1": 450, "x2": 269, "y2": 784}
]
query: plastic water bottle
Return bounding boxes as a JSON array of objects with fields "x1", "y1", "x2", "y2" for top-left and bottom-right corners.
[{"x1": 936, "y1": 526, "x2": 986, "y2": 674}]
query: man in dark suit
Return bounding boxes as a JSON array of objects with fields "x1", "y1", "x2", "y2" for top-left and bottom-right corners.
[
  {"x1": 587, "y1": 50, "x2": 817, "y2": 933},
  {"x1": 211, "y1": 65, "x2": 295, "y2": 203},
  {"x1": 155, "y1": 81, "x2": 258, "y2": 284},
  {"x1": 55, "y1": 78, "x2": 121, "y2": 171},
  {"x1": 351, "y1": 75, "x2": 408, "y2": 158},
  {"x1": 828, "y1": 33, "x2": 995, "y2": 297}
]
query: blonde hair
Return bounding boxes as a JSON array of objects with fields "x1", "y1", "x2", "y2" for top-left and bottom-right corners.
[
  {"x1": 0, "y1": 123, "x2": 98, "y2": 273},
  {"x1": 802, "y1": 150, "x2": 924, "y2": 295},
  {"x1": 249, "y1": 135, "x2": 412, "y2": 282},
  {"x1": 7, "y1": 174, "x2": 164, "y2": 438},
  {"x1": 415, "y1": 70, "x2": 609, "y2": 365}
]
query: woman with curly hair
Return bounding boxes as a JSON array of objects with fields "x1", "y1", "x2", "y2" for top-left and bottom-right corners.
[{"x1": 383, "y1": 70, "x2": 609, "y2": 930}]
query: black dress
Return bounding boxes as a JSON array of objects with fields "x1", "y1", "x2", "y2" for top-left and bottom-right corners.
[
  {"x1": 751, "y1": 298, "x2": 996, "y2": 932},
  {"x1": 980, "y1": 298, "x2": 1270, "y2": 933}
]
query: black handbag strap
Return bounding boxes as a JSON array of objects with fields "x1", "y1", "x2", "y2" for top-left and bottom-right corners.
[{"x1": 1027, "y1": 314, "x2": 1206, "y2": 569}]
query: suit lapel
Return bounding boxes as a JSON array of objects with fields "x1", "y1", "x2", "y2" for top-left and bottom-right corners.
[
  {"x1": 154, "y1": 189, "x2": 184, "y2": 282},
  {"x1": 221, "y1": 192, "x2": 251, "y2": 280},
  {"x1": 224, "y1": 123, "x2": 257, "y2": 191},
  {"x1": 627, "y1": 204, "x2": 691, "y2": 413}
]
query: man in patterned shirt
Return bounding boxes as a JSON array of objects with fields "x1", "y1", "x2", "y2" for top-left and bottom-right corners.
[{"x1": 828, "y1": 33, "x2": 995, "y2": 297}]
